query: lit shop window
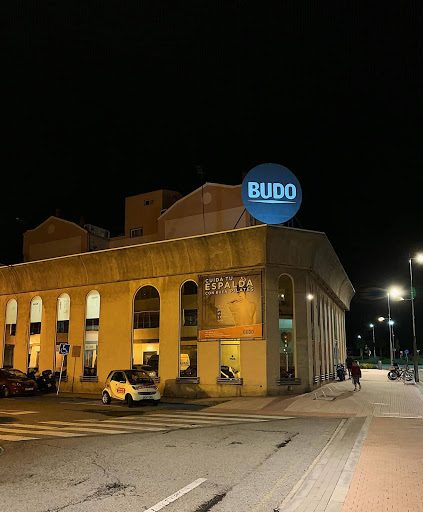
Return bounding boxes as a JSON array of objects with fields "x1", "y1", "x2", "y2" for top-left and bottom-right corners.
[
  {"x1": 28, "y1": 296, "x2": 42, "y2": 373},
  {"x1": 278, "y1": 274, "x2": 295, "y2": 379},
  {"x1": 83, "y1": 291, "x2": 100, "y2": 377},
  {"x1": 3, "y1": 299, "x2": 17, "y2": 368},
  {"x1": 55, "y1": 294, "x2": 70, "y2": 378},
  {"x1": 220, "y1": 340, "x2": 241, "y2": 379},
  {"x1": 133, "y1": 286, "x2": 160, "y2": 377},
  {"x1": 180, "y1": 281, "x2": 198, "y2": 378}
]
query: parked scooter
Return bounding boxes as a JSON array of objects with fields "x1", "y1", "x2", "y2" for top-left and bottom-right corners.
[
  {"x1": 336, "y1": 363, "x2": 346, "y2": 381},
  {"x1": 27, "y1": 369, "x2": 57, "y2": 393},
  {"x1": 41, "y1": 369, "x2": 57, "y2": 392}
]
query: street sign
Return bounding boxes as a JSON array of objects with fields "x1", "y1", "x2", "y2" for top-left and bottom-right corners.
[
  {"x1": 57, "y1": 343, "x2": 70, "y2": 395},
  {"x1": 404, "y1": 350, "x2": 409, "y2": 355},
  {"x1": 59, "y1": 343, "x2": 70, "y2": 355}
]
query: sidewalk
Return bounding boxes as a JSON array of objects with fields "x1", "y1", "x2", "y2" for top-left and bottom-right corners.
[{"x1": 206, "y1": 369, "x2": 423, "y2": 511}]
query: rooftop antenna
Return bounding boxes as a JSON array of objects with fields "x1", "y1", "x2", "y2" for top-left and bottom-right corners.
[{"x1": 196, "y1": 165, "x2": 206, "y2": 234}]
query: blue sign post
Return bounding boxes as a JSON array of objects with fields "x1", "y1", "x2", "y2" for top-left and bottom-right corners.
[
  {"x1": 57, "y1": 343, "x2": 71, "y2": 395},
  {"x1": 241, "y1": 163, "x2": 302, "y2": 224},
  {"x1": 59, "y1": 343, "x2": 70, "y2": 355}
]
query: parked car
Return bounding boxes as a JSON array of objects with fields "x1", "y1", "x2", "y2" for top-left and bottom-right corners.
[
  {"x1": 102, "y1": 369, "x2": 161, "y2": 407},
  {"x1": 0, "y1": 368, "x2": 38, "y2": 398}
]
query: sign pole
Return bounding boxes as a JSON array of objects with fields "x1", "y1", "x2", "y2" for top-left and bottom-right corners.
[
  {"x1": 56, "y1": 357, "x2": 64, "y2": 395},
  {"x1": 71, "y1": 355, "x2": 76, "y2": 394}
]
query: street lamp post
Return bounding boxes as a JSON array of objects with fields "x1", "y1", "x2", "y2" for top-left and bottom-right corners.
[
  {"x1": 369, "y1": 323, "x2": 376, "y2": 357},
  {"x1": 408, "y1": 254, "x2": 423, "y2": 382},
  {"x1": 387, "y1": 292, "x2": 394, "y2": 367}
]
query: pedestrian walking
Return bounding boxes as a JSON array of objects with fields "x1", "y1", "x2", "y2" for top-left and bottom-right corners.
[
  {"x1": 346, "y1": 356, "x2": 353, "y2": 379},
  {"x1": 351, "y1": 360, "x2": 361, "y2": 391}
]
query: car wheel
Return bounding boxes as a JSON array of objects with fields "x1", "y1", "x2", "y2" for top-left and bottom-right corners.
[
  {"x1": 102, "y1": 391, "x2": 111, "y2": 404},
  {"x1": 2, "y1": 387, "x2": 11, "y2": 398},
  {"x1": 126, "y1": 394, "x2": 134, "y2": 408}
]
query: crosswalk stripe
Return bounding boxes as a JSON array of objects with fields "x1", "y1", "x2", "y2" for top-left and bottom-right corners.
[
  {"x1": 78, "y1": 418, "x2": 202, "y2": 428},
  {"x1": 141, "y1": 413, "x2": 268, "y2": 423},
  {"x1": 108, "y1": 414, "x2": 242, "y2": 425},
  {"x1": 40, "y1": 421, "x2": 137, "y2": 434},
  {"x1": 0, "y1": 433, "x2": 40, "y2": 441},
  {"x1": 176, "y1": 411, "x2": 294, "y2": 420},
  {"x1": 68, "y1": 421, "x2": 167, "y2": 432},
  {"x1": 0, "y1": 426, "x2": 85, "y2": 438},
  {"x1": 0, "y1": 410, "x2": 39, "y2": 415}
]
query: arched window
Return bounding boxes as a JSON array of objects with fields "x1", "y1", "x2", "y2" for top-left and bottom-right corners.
[
  {"x1": 132, "y1": 285, "x2": 160, "y2": 377},
  {"x1": 55, "y1": 294, "x2": 70, "y2": 378},
  {"x1": 278, "y1": 275, "x2": 295, "y2": 379},
  {"x1": 84, "y1": 290, "x2": 100, "y2": 377},
  {"x1": 179, "y1": 281, "x2": 198, "y2": 378},
  {"x1": 3, "y1": 299, "x2": 17, "y2": 368},
  {"x1": 28, "y1": 296, "x2": 42, "y2": 372}
]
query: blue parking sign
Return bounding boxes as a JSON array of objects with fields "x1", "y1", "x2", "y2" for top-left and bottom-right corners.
[
  {"x1": 59, "y1": 343, "x2": 70, "y2": 355},
  {"x1": 404, "y1": 350, "x2": 409, "y2": 355}
]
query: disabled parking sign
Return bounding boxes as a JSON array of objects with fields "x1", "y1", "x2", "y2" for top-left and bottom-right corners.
[{"x1": 59, "y1": 343, "x2": 70, "y2": 355}]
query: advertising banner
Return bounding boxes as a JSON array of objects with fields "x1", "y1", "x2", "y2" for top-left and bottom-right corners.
[{"x1": 198, "y1": 272, "x2": 263, "y2": 340}]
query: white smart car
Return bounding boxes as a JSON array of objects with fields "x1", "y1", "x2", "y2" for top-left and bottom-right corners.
[{"x1": 102, "y1": 369, "x2": 161, "y2": 407}]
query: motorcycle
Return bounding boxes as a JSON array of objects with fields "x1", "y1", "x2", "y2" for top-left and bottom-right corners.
[
  {"x1": 27, "y1": 369, "x2": 57, "y2": 392},
  {"x1": 387, "y1": 363, "x2": 413, "y2": 382},
  {"x1": 336, "y1": 363, "x2": 346, "y2": 381}
]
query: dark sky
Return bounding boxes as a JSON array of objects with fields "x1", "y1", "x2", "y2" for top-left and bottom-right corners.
[{"x1": 1, "y1": 1, "x2": 422, "y2": 353}]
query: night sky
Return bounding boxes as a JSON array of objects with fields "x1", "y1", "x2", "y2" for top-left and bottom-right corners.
[{"x1": 1, "y1": 2, "x2": 422, "y2": 355}]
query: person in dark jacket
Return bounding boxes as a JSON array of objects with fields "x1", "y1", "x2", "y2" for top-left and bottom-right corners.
[
  {"x1": 346, "y1": 356, "x2": 353, "y2": 379},
  {"x1": 351, "y1": 360, "x2": 362, "y2": 391}
]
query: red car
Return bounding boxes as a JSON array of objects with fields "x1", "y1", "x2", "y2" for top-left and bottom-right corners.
[{"x1": 0, "y1": 368, "x2": 38, "y2": 397}]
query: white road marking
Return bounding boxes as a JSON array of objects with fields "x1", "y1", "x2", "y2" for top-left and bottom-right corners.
[
  {"x1": 143, "y1": 413, "x2": 268, "y2": 423},
  {"x1": 0, "y1": 410, "x2": 39, "y2": 415},
  {"x1": 79, "y1": 418, "x2": 202, "y2": 428},
  {"x1": 0, "y1": 426, "x2": 86, "y2": 437},
  {"x1": 0, "y1": 433, "x2": 39, "y2": 441},
  {"x1": 69, "y1": 421, "x2": 166, "y2": 431},
  {"x1": 177, "y1": 411, "x2": 295, "y2": 420},
  {"x1": 145, "y1": 478, "x2": 207, "y2": 512},
  {"x1": 40, "y1": 421, "x2": 135, "y2": 434}
]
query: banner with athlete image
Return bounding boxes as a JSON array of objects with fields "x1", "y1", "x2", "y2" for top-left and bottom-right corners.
[{"x1": 198, "y1": 271, "x2": 263, "y2": 340}]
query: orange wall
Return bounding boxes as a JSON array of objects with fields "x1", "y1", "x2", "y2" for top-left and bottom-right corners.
[
  {"x1": 124, "y1": 190, "x2": 181, "y2": 238},
  {"x1": 23, "y1": 217, "x2": 88, "y2": 262}
]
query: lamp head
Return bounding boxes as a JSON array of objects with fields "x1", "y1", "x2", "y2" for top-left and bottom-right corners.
[{"x1": 389, "y1": 287, "x2": 402, "y2": 298}]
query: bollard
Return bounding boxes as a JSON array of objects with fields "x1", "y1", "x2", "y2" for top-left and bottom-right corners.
[{"x1": 378, "y1": 360, "x2": 382, "y2": 370}]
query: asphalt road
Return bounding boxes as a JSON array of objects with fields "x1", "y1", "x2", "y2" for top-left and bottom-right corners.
[{"x1": 0, "y1": 395, "x2": 341, "y2": 512}]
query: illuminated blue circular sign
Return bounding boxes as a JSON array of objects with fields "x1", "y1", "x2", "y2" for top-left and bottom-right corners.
[{"x1": 241, "y1": 163, "x2": 302, "y2": 224}]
